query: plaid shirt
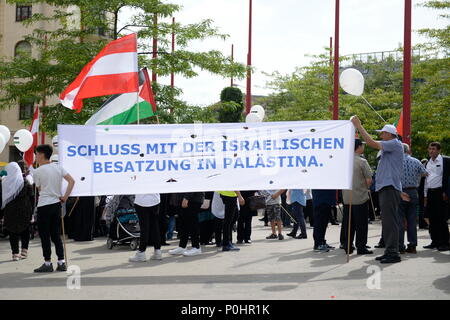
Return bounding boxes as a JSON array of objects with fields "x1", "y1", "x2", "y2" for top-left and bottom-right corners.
[{"x1": 401, "y1": 154, "x2": 427, "y2": 188}]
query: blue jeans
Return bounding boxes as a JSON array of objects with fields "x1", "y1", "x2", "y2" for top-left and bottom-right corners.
[
  {"x1": 398, "y1": 188, "x2": 419, "y2": 248},
  {"x1": 166, "y1": 216, "x2": 175, "y2": 240},
  {"x1": 291, "y1": 202, "x2": 307, "y2": 236}
]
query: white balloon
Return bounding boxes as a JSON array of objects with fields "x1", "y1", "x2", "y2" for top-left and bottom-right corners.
[
  {"x1": 50, "y1": 154, "x2": 58, "y2": 163},
  {"x1": 13, "y1": 129, "x2": 33, "y2": 152},
  {"x1": 0, "y1": 125, "x2": 10, "y2": 143},
  {"x1": 250, "y1": 105, "x2": 265, "y2": 120},
  {"x1": 0, "y1": 134, "x2": 6, "y2": 154},
  {"x1": 339, "y1": 68, "x2": 364, "y2": 96},
  {"x1": 52, "y1": 135, "x2": 58, "y2": 149},
  {"x1": 245, "y1": 113, "x2": 262, "y2": 123}
]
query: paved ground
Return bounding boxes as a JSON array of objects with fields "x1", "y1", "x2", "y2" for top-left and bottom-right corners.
[{"x1": 0, "y1": 218, "x2": 449, "y2": 300}]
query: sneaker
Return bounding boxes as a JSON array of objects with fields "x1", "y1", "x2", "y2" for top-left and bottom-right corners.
[
  {"x1": 286, "y1": 232, "x2": 296, "y2": 238},
  {"x1": 380, "y1": 256, "x2": 401, "y2": 264},
  {"x1": 20, "y1": 250, "x2": 28, "y2": 259},
  {"x1": 34, "y1": 263, "x2": 54, "y2": 273},
  {"x1": 423, "y1": 243, "x2": 437, "y2": 249},
  {"x1": 183, "y1": 247, "x2": 202, "y2": 256},
  {"x1": 437, "y1": 245, "x2": 450, "y2": 252},
  {"x1": 266, "y1": 234, "x2": 277, "y2": 239},
  {"x1": 375, "y1": 243, "x2": 385, "y2": 249},
  {"x1": 375, "y1": 255, "x2": 387, "y2": 261},
  {"x1": 12, "y1": 254, "x2": 20, "y2": 261},
  {"x1": 325, "y1": 244, "x2": 335, "y2": 250},
  {"x1": 236, "y1": 240, "x2": 244, "y2": 244},
  {"x1": 168, "y1": 247, "x2": 187, "y2": 255},
  {"x1": 56, "y1": 262, "x2": 67, "y2": 272},
  {"x1": 295, "y1": 234, "x2": 307, "y2": 239},
  {"x1": 357, "y1": 248, "x2": 373, "y2": 255},
  {"x1": 399, "y1": 247, "x2": 406, "y2": 254},
  {"x1": 150, "y1": 250, "x2": 163, "y2": 260},
  {"x1": 278, "y1": 234, "x2": 284, "y2": 240},
  {"x1": 317, "y1": 244, "x2": 330, "y2": 253},
  {"x1": 222, "y1": 243, "x2": 240, "y2": 252},
  {"x1": 244, "y1": 240, "x2": 252, "y2": 244},
  {"x1": 406, "y1": 246, "x2": 417, "y2": 254},
  {"x1": 129, "y1": 251, "x2": 147, "y2": 262}
]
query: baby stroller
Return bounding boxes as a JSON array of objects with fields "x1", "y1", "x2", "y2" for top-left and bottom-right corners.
[{"x1": 104, "y1": 195, "x2": 140, "y2": 250}]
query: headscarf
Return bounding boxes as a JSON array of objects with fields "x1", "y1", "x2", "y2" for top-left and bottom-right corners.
[{"x1": 1, "y1": 162, "x2": 24, "y2": 209}]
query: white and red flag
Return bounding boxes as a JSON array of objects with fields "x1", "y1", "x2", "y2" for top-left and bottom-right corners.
[
  {"x1": 60, "y1": 33, "x2": 139, "y2": 113},
  {"x1": 24, "y1": 106, "x2": 39, "y2": 167}
]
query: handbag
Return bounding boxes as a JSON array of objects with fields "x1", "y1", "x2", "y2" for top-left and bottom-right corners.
[{"x1": 247, "y1": 195, "x2": 266, "y2": 211}]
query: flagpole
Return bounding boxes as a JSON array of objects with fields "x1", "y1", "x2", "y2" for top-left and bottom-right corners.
[{"x1": 137, "y1": 90, "x2": 140, "y2": 125}]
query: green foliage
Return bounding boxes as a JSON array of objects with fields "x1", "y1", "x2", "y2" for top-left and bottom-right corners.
[
  {"x1": 220, "y1": 86, "x2": 244, "y2": 105},
  {"x1": 217, "y1": 101, "x2": 243, "y2": 123},
  {"x1": 1, "y1": 0, "x2": 247, "y2": 133}
]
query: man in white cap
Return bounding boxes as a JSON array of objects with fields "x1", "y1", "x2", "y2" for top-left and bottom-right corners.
[{"x1": 351, "y1": 116, "x2": 403, "y2": 263}]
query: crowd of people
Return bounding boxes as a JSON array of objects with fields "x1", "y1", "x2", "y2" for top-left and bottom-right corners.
[{"x1": 0, "y1": 118, "x2": 449, "y2": 272}]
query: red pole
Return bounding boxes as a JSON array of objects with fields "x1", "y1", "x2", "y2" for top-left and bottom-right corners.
[
  {"x1": 333, "y1": 0, "x2": 340, "y2": 120},
  {"x1": 329, "y1": 36, "x2": 333, "y2": 113},
  {"x1": 246, "y1": 0, "x2": 252, "y2": 115},
  {"x1": 152, "y1": 14, "x2": 158, "y2": 83},
  {"x1": 41, "y1": 35, "x2": 48, "y2": 144},
  {"x1": 231, "y1": 44, "x2": 234, "y2": 87},
  {"x1": 403, "y1": 0, "x2": 412, "y2": 146},
  {"x1": 170, "y1": 17, "x2": 175, "y2": 88}
]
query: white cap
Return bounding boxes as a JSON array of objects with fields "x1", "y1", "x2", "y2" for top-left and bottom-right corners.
[{"x1": 376, "y1": 124, "x2": 397, "y2": 136}]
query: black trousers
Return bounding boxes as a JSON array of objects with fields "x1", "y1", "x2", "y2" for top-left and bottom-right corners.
[
  {"x1": 221, "y1": 195, "x2": 237, "y2": 246},
  {"x1": 178, "y1": 202, "x2": 202, "y2": 249},
  {"x1": 304, "y1": 199, "x2": 314, "y2": 226},
  {"x1": 341, "y1": 202, "x2": 369, "y2": 250},
  {"x1": 313, "y1": 204, "x2": 331, "y2": 247},
  {"x1": 426, "y1": 188, "x2": 450, "y2": 247},
  {"x1": 37, "y1": 202, "x2": 65, "y2": 261},
  {"x1": 135, "y1": 204, "x2": 161, "y2": 252},
  {"x1": 9, "y1": 228, "x2": 30, "y2": 254},
  {"x1": 237, "y1": 213, "x2": 252, "y2": 242},
  {"x1": 214, "y1": 217, "x2": 223, "y2": 246}
]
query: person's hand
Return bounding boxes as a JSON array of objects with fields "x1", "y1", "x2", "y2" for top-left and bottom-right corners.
[
  {"x1": 424, "y1": 218, "x2": 430, "y2": 225},
  {"x1": 350, "y1": 115, "x2": 361, "y2": 128},
  {"x1": 400, "y1": 192, "x2": 410, "y2": 202},
  {"x1": 181, "y1": 198, "x2": 188, "y2": 209},
  {"x1": 60, "y1": 196, "x2": 68, "y2": 203},
  {"x1": 238, "y1": 196, "x2": 245, "y2": 206}
]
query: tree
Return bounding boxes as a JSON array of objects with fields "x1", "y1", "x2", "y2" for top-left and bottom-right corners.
[
  {"x1": 215, "y1": 86, "x2": 244, "y2": 123},
  {"x1": 0, "y1": 0, "x2": 247, "y2": 133}
]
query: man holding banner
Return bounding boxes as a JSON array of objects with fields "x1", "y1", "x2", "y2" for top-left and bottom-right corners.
[{"x1": 351, "y1": 116, "x2": 403, "y2": 264}]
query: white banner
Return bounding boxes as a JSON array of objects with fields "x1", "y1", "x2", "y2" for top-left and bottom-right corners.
[{"x1": 58, "y1": 121, "x2": 355, "y2": 196}]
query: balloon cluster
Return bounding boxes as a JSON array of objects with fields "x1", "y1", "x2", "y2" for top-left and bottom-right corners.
[
  {"x1": 0, "y1": 125, "x2": 34, "y2": 154},
  {"x1": 245, "y1": 105, "x2": 265, "y2": 123}
]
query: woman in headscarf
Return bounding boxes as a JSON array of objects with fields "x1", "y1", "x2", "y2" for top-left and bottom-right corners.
[{"x1": 1, "y1": 162, "x2": 33, "y2": 261}]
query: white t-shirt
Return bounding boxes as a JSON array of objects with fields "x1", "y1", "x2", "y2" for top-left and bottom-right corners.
[
  {"x1": 134, "y1": 193, "x2": 160, "y2": 207},
  {"x1": 34, "y1": 163, "x2": 68, "y2": 207}
]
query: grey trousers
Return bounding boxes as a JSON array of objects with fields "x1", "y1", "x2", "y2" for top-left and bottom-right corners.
[
  {"x1": 398, "y1": 188, "x2": 419, "y2": 248},
  {"x1": 378, "y1": 186, "x2": 401, "y2": 257}
]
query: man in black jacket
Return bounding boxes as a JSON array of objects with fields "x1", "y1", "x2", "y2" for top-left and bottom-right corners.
[{"x1": 423, "y1": 142, "x2": 450, "y2": 251}]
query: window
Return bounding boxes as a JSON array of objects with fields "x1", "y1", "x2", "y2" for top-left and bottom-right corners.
[
  {"x1": 14, "y1": 41, "x2": 32, "y2": 57},
  {"x1": 19, "y1": 101, "x2": 34, "y2": 120},
  {"x1": 16, "y1": 5, "x2": 32, "y2": 22}
]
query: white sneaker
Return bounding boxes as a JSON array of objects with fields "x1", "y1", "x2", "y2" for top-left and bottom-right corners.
[
  {"x1": 183, "y1": 247, "x2": 202, "y2": 257},
  {"x1": 150, "y1": 250, "x2": 163, "y2": 260},
  {"x1": 129, "y1": 251, "x2": 147, "y2": 262},
  {"x1": 168, "y1": 247, "x2": 187, "y2": 255}
]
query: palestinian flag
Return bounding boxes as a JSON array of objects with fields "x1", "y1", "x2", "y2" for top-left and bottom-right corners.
[
  {"x1": 393, "y1": 110, "x2": 404, "y2": 138},
  {"x1": 85, "y1": 68, "x2": 156, "y2": 125}
]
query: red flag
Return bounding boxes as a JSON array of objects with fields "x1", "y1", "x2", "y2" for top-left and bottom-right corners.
[
  {"x1": 24, "y1": 106, "x2": 39, "y2": 167},
  {"x1": 60, "y1": 33, "x2": 139, "y2": 113},
  {"x1": 141, "y1": 68, "x2": 157, "y2": 113},
  {"x1": 395, "y1": 111, "x2": 404, "y2": 138}
]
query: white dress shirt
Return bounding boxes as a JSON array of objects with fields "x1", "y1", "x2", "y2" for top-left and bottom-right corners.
[
  {"x1": 425, "y1": 154, "x2": 443, "y2": 196},
  {"x1": 134, "y1": 193, "x2": 160, "y2": 207}
]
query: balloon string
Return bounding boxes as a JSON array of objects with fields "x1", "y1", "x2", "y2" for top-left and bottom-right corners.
[{"x1": 361, "y1": 96, "x2": 387, "y2": 123}]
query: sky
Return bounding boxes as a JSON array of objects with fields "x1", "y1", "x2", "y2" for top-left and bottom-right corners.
[{"x1": 121, "y1": 0, "x2": 447, "y2": 107}]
